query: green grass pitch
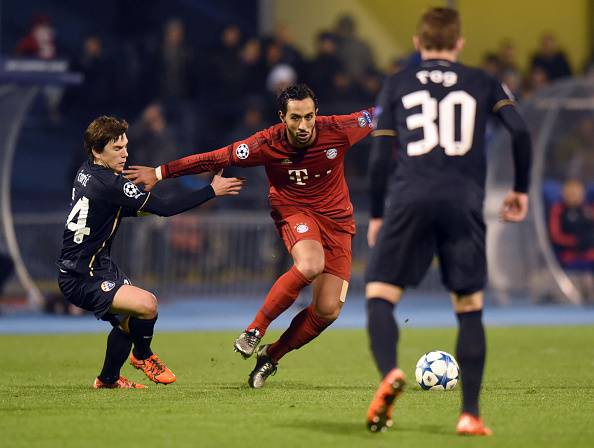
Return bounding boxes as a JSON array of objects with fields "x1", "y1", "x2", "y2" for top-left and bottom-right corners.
[{"x1": 2, "y1": 326, "x2": 593, "y2": 448}]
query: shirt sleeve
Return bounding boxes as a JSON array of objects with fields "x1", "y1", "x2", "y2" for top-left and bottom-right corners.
[
  {"x1": 488, "y1": 76, "x2": 515, "y2": 113},
  {"x1": 339, "y1": 108, "x2": 375, "y2": 146},
  {"x1": 372, "y1": 78, "x2": 397, "y2": 138},
  {"x1": 101, "y1": 175, "x2": 152, "y2": 213},
  {"x1": 368, "y1": 77, "x2": 397, "y2": 218},
  {"x1": 488, "y1": 75, "x2": 532, "y2": 193},
  {"x1": 161, "y1": 130, "x2": 269, "y2": 179}
]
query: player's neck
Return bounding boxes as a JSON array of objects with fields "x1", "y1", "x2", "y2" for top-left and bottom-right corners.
[{"x1": 420, "y1": 50, "x2": 458, "y2": 62}]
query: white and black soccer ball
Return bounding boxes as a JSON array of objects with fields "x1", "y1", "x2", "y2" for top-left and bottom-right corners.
[{"x1": 415, "y1": 350, "x2": 459, "y2": 391}]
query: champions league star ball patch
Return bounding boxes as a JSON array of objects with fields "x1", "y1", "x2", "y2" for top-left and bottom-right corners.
[
  {"x1": 295, "y1": 223, "x2": 309, "y2": 234},
  {"x1": 123, "y1": 181, "x2": 144, "y2": 199},
  {"x1": 236, "y1": 143, "x2": 250, "y2": 160},
  {"x1": 358, "y1": 116, "x2": 367, "y2": 127},
  {"x1": 101, "y1": 281, "x2": 115, "y2": 292},
  {"x1": 326, "y1": 148, "x2": 337, "y2": 159}
]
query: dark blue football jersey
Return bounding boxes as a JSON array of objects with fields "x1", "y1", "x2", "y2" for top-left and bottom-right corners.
[
  {"x1": 57, "y1": 161, "x2": 150, "y2": 275},
  {"x1": 374, "y1": 59, "x2": 514, "y2": 207}
]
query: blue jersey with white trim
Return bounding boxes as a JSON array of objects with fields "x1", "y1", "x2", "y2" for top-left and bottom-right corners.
[
  {"x1": 57, "y1": 160, "x2": 149, "y2": 275},
  {"x1": 374, "y1": 59, "x2": 514, "y2": 207}
]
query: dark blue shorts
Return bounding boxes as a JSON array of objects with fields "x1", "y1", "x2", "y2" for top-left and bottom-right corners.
[
  {"x1": 58, "y1": 267, "x2": 131, "y2": 327},
  {"x1": 365, "y1": 201, "x2": 486, "y2": 295}
]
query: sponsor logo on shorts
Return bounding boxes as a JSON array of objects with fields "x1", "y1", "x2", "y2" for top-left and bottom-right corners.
[
  {"x1": 101, "y1": 281, "x2": 115, "y2": 292},
  {"x1": 123, "y1": 181, "x2": 145, "y2": 199},
  {"x1": 326, "y1": 148, "x2": 337, "y2": 159},
  {"x1": 295, "y1": 223, "x2": 309, "y2": 234},
  {"x1": 236, "y1": 143, "x2": 250, "y2": 160}
]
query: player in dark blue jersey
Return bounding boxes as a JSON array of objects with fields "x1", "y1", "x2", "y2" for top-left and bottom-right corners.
[
  {"x1": 364, "y1": 8, "x2": 531, "y2": 435},
  {"x1": 57, "y1": 116, "x2": 243, "y2": 388}
]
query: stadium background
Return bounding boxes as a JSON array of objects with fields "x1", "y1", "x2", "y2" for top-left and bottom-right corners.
[{"x1": 1, "y1": 0, "x2": 593, "y2": 310}]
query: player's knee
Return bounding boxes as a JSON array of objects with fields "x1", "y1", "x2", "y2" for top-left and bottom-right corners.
[
  {"x1": 314, "y1": 302, "x2": 341, "y2": 322},
  {"x1": 139, "y1": 293, "x2": 158, "y2": 318},
  {"x1": 295, "y1": 257, "x2": 325, "y2": 279}
]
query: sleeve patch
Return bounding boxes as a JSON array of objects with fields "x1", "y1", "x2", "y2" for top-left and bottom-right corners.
[{"x1": 236, "y1": 143, "x2": 250, "y2": 160}]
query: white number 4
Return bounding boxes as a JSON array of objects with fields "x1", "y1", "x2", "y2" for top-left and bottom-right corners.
[
  {"x1": 402, "y1": 89, "x2": 476, "y2": 157},
  {"x1": 66, "y1": 196, "x2": 91, "y2": 244}
]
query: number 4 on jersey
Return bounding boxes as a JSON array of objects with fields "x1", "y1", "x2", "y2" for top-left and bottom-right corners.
[
  {"x1": 402, "y1": 89, "x2": 476, "y2": 157},
  {"x1": 66, "y1": 196, "x2": 91, "y2": 244}
]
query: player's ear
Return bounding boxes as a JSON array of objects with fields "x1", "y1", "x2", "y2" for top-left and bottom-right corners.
[
  {"x1": 278, "y1": 110, "x2": 285, "y2": 123},
  {"x1": 91, "y1": 148, "x2": 101, "y2": 162},
  {"x1": 455, "y1": 37, "x2": 465, "y2": 53},
  {"x1": 412, "y1": 35, "x2": 420, "y2": 51}
]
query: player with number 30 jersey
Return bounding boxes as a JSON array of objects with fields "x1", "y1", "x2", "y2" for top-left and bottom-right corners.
[{"x1": 364, "y1": 7, "x2": 532, "y2": 436}]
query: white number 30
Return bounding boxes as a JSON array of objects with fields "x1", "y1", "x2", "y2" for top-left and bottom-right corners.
[
  {"x1": 402, "y1": 90, "x2": 476, "y2": 157},
  {"x1": 66, "y1": 196, "x2": 91, "y2": 244}
]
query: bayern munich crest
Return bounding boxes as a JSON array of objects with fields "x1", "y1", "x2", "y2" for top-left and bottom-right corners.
[
  {"x1": 295, "y1": 223, "x2": 309, "y2": 234},
  {"x1": 236, "y1": 143, "x2": 250, "y2": 159},
  {"x1": 326, "y1": 148, "x2": 337, "y2": 159},
  {"x1": 101, "y1": 281, "x2": 115, "y2": 292}
]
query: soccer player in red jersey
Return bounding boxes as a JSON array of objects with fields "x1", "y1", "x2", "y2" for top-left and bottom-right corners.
[{"x1": 125, "y1": 84, "x2": 374, "y2": 388}]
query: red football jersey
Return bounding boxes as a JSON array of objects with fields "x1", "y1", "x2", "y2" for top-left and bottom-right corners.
[{"x1": 161, "y1": 109, "x2": 374, "y2": 222}]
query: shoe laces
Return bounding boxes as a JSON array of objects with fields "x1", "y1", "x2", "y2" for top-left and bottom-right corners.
[
  {"x1": 147, "y1": 355, "x2": 166, "y2": 375},
  {"x1": 244, "y1": 329, "x2": 261, "y2": 348},
  {"x1": 258, "y1": 359, "x2": 277, "y2": 378}
]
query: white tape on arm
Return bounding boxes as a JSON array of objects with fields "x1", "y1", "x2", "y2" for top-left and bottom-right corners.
[{"x1": 155, "y1": 166, "x2": 163, "y2": 181}]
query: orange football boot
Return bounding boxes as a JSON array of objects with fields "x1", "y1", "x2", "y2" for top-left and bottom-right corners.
[
  {"x1": 130, "y1": 353, "x2": 176, "y2": 384},
  {"x1": 366, "y1": 368, "x2": 406, "y2": 432},
  {"x1": 93, "y1": 376, "x2": 147, "y2": 389},
  {"x1": 456, "y1": 413, "x2": 493, "y2": 436}
]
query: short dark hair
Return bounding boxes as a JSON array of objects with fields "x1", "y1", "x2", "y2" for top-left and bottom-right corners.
[
  {"x1": 417, "y1": 7, "x2": 461, "y2": 51},
  {"x1": 84, "y1": 116, "x2": 128, "y2": 161},
  {"x1": 277, "y1": 83, "x2": 318, "y2": 114}
]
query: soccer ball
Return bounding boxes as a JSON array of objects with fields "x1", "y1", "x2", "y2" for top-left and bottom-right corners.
[{"x1": 415, "y1": 350, "x2": 459, "y2": 390}]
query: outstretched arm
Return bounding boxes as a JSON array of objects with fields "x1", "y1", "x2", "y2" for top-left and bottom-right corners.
[
  {"x1": 125, "y1": 146, "x2": 232, "y2": 191},
  {"x1": 140, "y1": 171, "x2": 244, "y2": 217}
]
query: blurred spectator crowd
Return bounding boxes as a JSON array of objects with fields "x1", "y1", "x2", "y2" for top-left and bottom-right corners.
[{"x1": 9, "y1": 10, "x2": 594, "y2": 209}]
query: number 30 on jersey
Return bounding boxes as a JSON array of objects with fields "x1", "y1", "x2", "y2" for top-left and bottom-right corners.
[{"x1": 403, "y1": 89, "x2": 476, "y2": 157}]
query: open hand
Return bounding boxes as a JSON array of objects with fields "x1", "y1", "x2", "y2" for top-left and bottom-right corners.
[
  {"x1": 124, "y1": 165, "x2": 158, "y2": 191},
  {"x1": 210, "y1": 170, "x2": 245, "y2": 196}
]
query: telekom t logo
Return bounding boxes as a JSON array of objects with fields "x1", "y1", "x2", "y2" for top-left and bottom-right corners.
[{"x1": 288, "y1": 169, "x2": 309, "y2": 185}]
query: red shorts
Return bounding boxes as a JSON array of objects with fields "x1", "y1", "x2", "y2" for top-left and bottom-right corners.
[{"x1": 272, "y1": 209, "x2": 355, "y2": 281}]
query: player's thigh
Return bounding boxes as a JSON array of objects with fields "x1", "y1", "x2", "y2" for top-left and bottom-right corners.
[
  {"x1": 312, "y1": 273, "x2": 347, "y2": 320},
  {"x1": 435, "y1": 204, "x2": 486, "y2": 295},
  {"x1": 365, "y1": 203, "x2": 435, "y2": 288},
  {"x1": 110, "y1": 284, "x2": 157, "y2": 318},
  {"x1": 278, "y1": 213, "x2": 325, "y2": 276},
  {"x1": 319, "y1": 225, "x2": 352, "y2": 282}
]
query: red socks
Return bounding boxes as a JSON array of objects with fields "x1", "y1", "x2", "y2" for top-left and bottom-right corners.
[
  {"x1": 247, "y1": 265, "x2": 311, "y2": 335},
  {"x1": 267, "y1": 305, "x2": 333, "y2": 363}
]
